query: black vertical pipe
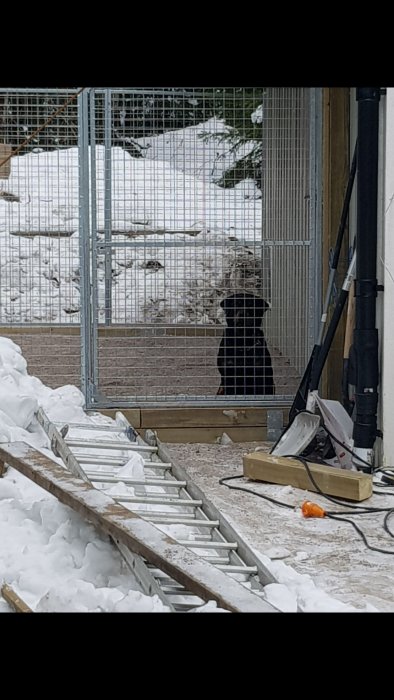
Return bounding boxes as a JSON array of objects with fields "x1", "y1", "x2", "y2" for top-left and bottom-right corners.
[{"x1": 352, "y1": 88, "x2": 380, "y2": 466}]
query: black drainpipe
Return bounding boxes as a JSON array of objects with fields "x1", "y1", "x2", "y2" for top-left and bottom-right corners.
[{"x1": 352, "y1": 87, "x2": 380, "y2": 471}]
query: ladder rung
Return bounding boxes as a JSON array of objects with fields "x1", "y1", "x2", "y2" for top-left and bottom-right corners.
[
  {"x1": 216, "y1": 565, "x2": 258, "y2": 574},
  {"x1": 167, "y1": 596, "x2": 204, "y2": 606},
  {"x1": 115, "y1": 496, "x2": 201, "y2": 507},
  {"x1": 54, "y1": 422, "x2": 128, "y2": 433},
  {"x1": 146, "y1": 569, "x2": 180, "y2": 582},
  {"x1": 143, "y1": 462, "x2": 172, "y2": 469},
  {"x1": 65, "y1": 439, "x2": 157, "y2": 452},
  {"x1": 161, "y1": 584, "x2": 189, "y2": 592},
  {"x1": 177, "y1": 541, "x2": 237, "y2": 550},
  {"x1": 201, "y1": 556, "x2": 230, "y2": 564},
  {"x1": 87, "y1": 474, "x2": 185, "y2": 488},
  {"x1": 173, "y1": 602, "x2": 204, "y2": 611},
  {"x1": 75, "y1": 455, "x2": 172, "y2": 469},
  {"x1": 148, "y1": 517, "x2": 219, "y2": 527},
  {"x1": 137, "y1": 510, "x2": 196, "y2": 520}
]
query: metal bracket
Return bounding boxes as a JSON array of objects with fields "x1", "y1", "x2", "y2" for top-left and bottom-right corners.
[{"x1": 267, "y1": 410, "x2": 284, "y2": 442}]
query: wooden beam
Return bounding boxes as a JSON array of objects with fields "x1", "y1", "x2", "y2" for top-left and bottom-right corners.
[
  {"x1": 93, "y1": 408, "x2": 290, "y2": 439},
  {"x1": 154, "y1": 427, "x2": 269, "y2": 443},
  {"x1": 243, "y1": 452, "x2": 372, "y2": 502},
  {"x1": 98, "y1": 409, "x2": 141, "y2": 429},
  {"x1": 0, "y1": 325, "x2": 224, "y2": 338},
  {"x1": 0, "y1": 144, "x2": 12, "y2": 178},
  {"x1": 1, "y1": 584, "x2": 33, "y2": 613},
  {"x1": 0, "y1": 442, "x2": 276, "y2": 613},
  {"x1": 142, "y1": 408, "x2": 271, "y2": 428},
  {"x1": 322, "y1": 88, "x2": 350, "y2": 401}
]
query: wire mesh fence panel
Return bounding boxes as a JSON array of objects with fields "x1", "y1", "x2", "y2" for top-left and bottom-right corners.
[
  {"x1": 0, "y1": 87, "x2": 321, "y2": 404},
  {"x1": 0, "y1": 88, "x2": 82, "y2": 389},
  {"x1": 82, "y1": 87, "x2": 321, "y2": 408}
]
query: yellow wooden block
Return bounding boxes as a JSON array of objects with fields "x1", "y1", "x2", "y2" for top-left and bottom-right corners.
[{"x1": 243, "y1": 451, "x2": 372, "y2": 502}]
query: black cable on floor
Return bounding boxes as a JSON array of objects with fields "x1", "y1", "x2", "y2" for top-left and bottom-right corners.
[
  {"x1": 218, "y1": 474, "x2": 294, "y2": 510},
  {"x1": 219, "y1": 456, "x2": 394, "y2": 555}
]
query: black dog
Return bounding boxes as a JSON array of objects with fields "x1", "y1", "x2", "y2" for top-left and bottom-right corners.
[{"x1": 217, "y1": 293, "x2": 275, "y2": 396}]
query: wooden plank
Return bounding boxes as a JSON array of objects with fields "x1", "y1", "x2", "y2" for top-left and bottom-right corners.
[
  {"x1": 0, "y1": 144, "x2": 12, "y2": 178},
  {"x1": 1, "y1": 584, "x2": 33, "y2": 613},
  {"x1": 243, "y1": 452, "x2": 372, "y2": 501},
  {"x1": 0, "y1": 442, "x2": 276, "y2": 613},
  {"x1": 98, "y1": 409, "x2": 141, "y2": 429},
  {"x1": 1, "y1": 326, "x2": 81, "y2": 336},
  {"x1": 0, "y1": 460, "x2": 7, "y2": 477},
  {"x1": 155, "y1": 427, "x2": 269, "y2": 443},
  {"x1": 141, "y1": 408, "x2": 270, "y2": 429},
  {"x1": 1, "y1": 325, "x2": 222, "y2": 338},
  {"x1": 321, "y1": 88, "x2": 350, "y2": 401},
  {"x1": 10, "y1": 230, "x2": 74, "y2": 238}
]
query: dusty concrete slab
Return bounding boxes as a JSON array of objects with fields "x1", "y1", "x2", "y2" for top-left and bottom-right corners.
[{"x1": 165, "y1": 440, "x2": 394, "y2": 612}]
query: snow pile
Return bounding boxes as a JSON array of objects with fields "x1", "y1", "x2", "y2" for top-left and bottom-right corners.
[
  {"x1": 0, "y1": 120, "x2": 265, "y2": 324},
  {"x1": 0, "y1": 336, "x2": 171, "y2": 612},
  {"x1": 256, "y1": 550, "x2": 378, "y2": 613},
  {"x1": 136, "y1": 117, "x2": 259, "y2": 187},
  {"x1": 251, "y1": 105, "x2": 263, "y2": 124}
]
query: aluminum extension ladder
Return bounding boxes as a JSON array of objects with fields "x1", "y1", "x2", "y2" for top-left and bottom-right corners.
[{"x1": 37, "y1": 407, "x2": 278, "y2": 612}]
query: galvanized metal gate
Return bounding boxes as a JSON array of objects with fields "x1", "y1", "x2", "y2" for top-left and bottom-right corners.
[{"x1": 78, "y1": 88, "x2": 322, "y2": 409}]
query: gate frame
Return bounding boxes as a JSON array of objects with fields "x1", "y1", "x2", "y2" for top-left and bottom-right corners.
[{"x1": 79, "y1": 88, "x2": 323, "y2": 410}]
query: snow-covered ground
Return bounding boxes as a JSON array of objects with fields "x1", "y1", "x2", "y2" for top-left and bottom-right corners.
[
  {"x1": 0, "y1": 118, "x2": 265, "y2": 325},
  {"x1": 0, "y1": 336, "x2": 385, "y2": 612}
]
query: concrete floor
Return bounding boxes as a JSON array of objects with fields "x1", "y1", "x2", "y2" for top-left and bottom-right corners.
[{"x1": 165, "y1": 441, "x2": 394, "y2": 612}]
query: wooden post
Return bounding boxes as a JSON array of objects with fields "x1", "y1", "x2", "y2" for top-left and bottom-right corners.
[
  {"x1": 0, "y1": 143, "x2": 12, "y2": 179},
  {"x1": 322, "y1": 88, "x2": 350, "y2": 401},
  {"x1": 1, "y1": 584, "x2": 33, "y2": 613}
]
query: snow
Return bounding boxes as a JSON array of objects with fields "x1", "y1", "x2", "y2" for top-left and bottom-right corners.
[
  {"x1": 0, "y1": 336, "x2": 171, "y2": 612},
  {"x1": 0, "y1": 119, "x2": 263, "y2": 325},
  {"x1": 251, "y1": 105, "x2": 263, "y2": 124}
]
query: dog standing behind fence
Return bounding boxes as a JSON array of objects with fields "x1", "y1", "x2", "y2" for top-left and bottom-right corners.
[{"x1": 217, "y1": 293, "x2": 275, "y2": 396}]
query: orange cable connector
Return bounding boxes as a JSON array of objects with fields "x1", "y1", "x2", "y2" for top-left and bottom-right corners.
[{"x1": 301, "y1": 501, "x2": 326, "y2": 518}]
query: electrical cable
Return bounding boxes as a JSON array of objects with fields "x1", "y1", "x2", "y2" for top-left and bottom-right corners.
[
  {"x1": 287, "y1": 454, "x2": 394, "y2": 555},
  {"x1": 219, "y1": 441, "x2": 394, "y2": 555},
  {"x1": 219, "y1": 474, "x2": 294, "y2": 510}
]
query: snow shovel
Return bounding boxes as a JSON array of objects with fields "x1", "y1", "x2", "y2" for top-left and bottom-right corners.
[
  {"x1": 288, "y1": 141, "x2": 358, "y2": 423},
  {"x1": 271, "y1": 252, "x2": 357, "y2": 457}
]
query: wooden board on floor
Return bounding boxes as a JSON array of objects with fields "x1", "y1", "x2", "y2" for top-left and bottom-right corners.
[
  {"x1": 0, "y1": 441, "x2": 275, "y2": 613},
  {"x1": 243, "y1": 452, "x2": 372, "y2": 502}
]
